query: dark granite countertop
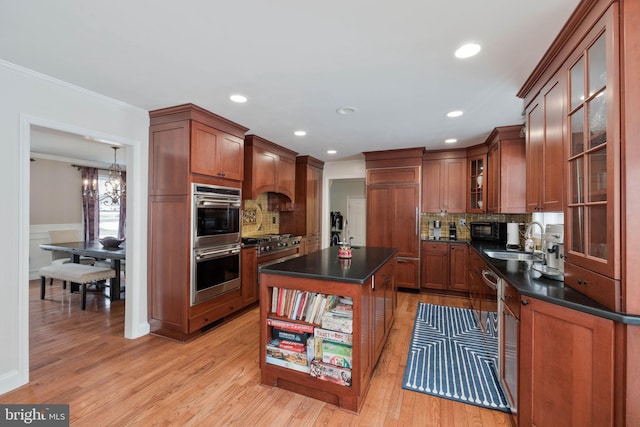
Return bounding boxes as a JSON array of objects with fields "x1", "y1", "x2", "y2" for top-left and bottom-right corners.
[
  {"x1": 422, "y1": 238, "x2": 471, "y2": 243},
  {"x1": 470, "y1": 241, "x2": 640, "y2": 325},
  {"x1": 259, "y1": 246, "x2": 398, "y2": 285}
]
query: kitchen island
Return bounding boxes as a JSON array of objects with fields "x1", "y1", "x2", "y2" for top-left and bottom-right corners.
[{"x1": 258, "y1": 246, "x2": 397, "y2": 413}]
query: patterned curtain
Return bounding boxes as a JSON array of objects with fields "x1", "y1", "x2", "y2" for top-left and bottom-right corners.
[
  {"x1": 118, "y1": 170, "x2": 126, "y2": 239},
  {"x1": 80, "y1": 167, "x2": 100, "y2": 241}
]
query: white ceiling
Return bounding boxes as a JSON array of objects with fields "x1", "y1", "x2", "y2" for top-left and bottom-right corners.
[{"x1": 2, "y1": 0, "x2": 580, "y2": 163}]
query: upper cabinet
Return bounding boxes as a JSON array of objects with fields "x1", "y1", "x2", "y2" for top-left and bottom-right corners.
[
  {"x1": 421, "y1": 150, "x2": 466, "y2": 214},
  {"x1": 525, "y1": 77, "x2": 565, "y2": 213},
  {"x1": 564, "y1": 7, "x2": 621, "y2": 307},
  {"x1": 243, "y1": 135, "x2": 298, "y2": 202},
  {"x1": 279, "y1": 156, "x2": 324, "y2": 248},
  {"x1": 485, "y1": 126, "x2": 526, "y2": 214},
  {"x1": 191, "y1": 121, "x2": 244, "y2": 181},
  {"x1": 466, "y1": 146, "x2": 487, "y2": 213},
  {"x1": 149, "y1": 103, "x2": 249, "y2": 195}
]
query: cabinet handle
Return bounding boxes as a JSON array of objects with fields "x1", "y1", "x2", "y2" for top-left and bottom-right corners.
[
  {"x1": 415, "y1": 207, "x2": 419, "y2": 236},
  {"x1": 577, "y1": 279, "x2": 587, "y2": 286},
  {"x1": 521, "y1": 299, "x2": 529, "y2": 306}
]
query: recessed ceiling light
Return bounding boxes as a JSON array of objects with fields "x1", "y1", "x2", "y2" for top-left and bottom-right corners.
[
  {"x1": 327, "y1": 149, "x2": 337, "y2": 154},
  {"x1": 336, "y1": 107, "x2": 357, "y2": 115},
  {"x1": 445, "y1": 138, "x2": 457, "y2": 144},
  {"x1": 455, "y1": 43, "x2": 481, "y2": 59},
  {"x1": 229, "y1": 94, "x2": 247, "y2": 103},
  {"x1": 294, "y1": 130, "x2": 307, "y2": 136},
  {"x1": 446, "y1": 110, "x2": 464, "y2": 118}
]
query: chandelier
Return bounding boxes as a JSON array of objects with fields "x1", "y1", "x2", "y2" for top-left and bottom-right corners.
[{"x1": 101, "y1": 147, "x2": 125, "y2": 206}]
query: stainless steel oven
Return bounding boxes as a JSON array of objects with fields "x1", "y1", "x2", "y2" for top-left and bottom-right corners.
[
  {"x1": 191, "y1": 244, "x2": 241, "y2": 305},
  {"x1": 193, "y1": 183, "x2": 241, "y2": 248}
]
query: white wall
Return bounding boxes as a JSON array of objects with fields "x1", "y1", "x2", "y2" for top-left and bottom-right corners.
[
  {"x1": 322, "y1": 160, "x2": 366, "y2": 248},
  {"x1": 0, "y1": 60, "x2": 150, "y2": 395}
]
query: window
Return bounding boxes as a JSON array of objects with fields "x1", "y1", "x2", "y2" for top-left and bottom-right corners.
[{"x1": 98, "y1": 170, "x2": 121, "y2": 238}]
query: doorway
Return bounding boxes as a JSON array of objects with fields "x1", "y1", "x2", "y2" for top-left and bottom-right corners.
[{"x1": 329, "y1": 178, "x2": 366, "y2": 246}]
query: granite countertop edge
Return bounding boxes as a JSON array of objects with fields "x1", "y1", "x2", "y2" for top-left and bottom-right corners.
[
  {"x1": 470, "y1": 241, "x2": 640, "y2": 325},
  {"x1": 259, "y1": 246, "x2": 398, "y2": 285}
]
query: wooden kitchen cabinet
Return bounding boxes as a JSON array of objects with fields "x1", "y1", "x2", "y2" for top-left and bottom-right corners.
[
  {"x1": 365, "y1": 149, "x2": 422, "y2": 289},
  {"x1": 421, "y1": 241, "x2": 449, "y2": 291},
  {"x1": 422, "y1": 151, "x2": 466, "y2": 214},
  {"x1": 519, "y1": 296, "x2": 614, "y2": 427},
  {"x1": 241, "y1": 246, "x2": 258, "y2": 305},
  {"x1": 191, "y1": 121, "x2": 244, "y2": 181},
  {"x1": 485, "y1": 126, "x2": 526, "y2": 214},
  {"x1": 421, "y1": 241, "x2": 467, "y2": 292},
  {"x1": 466, "y1": 150, "x2": 487, "y2": 213},
  {"x1": 148, "y1": 104, "x2": 250, "y2": 340},
  {"x1": 243, "y1": 134, "x2": 298, "y2": 203},
  {"x1": 280, "y1": 155, "x2": 323, "y2": 253},
  {"x1": 525, "y1": 77, "x2": 565, "y2": 213}
]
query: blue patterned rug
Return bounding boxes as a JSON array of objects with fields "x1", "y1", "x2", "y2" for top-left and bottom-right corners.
[{"x1": 402, "y1": 303, "x2": 510, "y2": 413}]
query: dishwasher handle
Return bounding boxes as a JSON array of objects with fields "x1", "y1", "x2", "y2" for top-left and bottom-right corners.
[{"x1": 481, "y1": 268, "x2": 500, "y2": 290}]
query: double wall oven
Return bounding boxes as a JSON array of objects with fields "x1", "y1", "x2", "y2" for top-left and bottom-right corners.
[{"x1": 191, "y1": 183, "x2": 242, "y2": 306}]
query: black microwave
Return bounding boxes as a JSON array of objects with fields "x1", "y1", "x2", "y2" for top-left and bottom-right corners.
[{"x1": 470, "y1": 222, "x2": 507, "y2": 243}]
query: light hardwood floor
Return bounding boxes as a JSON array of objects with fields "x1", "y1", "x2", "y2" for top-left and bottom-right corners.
[{"x1": 2, "y1": 280, "x2": 513, "y2": 426}]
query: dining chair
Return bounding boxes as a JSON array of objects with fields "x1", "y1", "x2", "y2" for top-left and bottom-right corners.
[{"x1": 46, "y1": 229, "x2": 96, "y2": 288}]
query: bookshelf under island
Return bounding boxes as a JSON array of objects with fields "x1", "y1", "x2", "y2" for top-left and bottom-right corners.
[{"x1": 259, "y1": 246, "x2": 397, "y2": 413}]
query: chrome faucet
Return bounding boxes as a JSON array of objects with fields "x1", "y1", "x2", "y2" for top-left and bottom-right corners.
[{"x1": 525, "y1": 221, "x2": 545, "y2": 255}]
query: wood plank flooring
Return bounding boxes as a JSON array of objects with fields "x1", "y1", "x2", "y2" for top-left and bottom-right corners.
[{"x1": 1, "y1": 280, "x2": 513, "y2": 426}]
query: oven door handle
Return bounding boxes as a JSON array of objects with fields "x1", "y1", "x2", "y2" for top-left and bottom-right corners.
[
  {"x1": 198, "y1": 199, "x2": 241, "y2": 208},
  {"x1": 196, "y1": 246, "x2": 241, "y2": 261},
  {"x1": 258, "y1": 253, "x2": 300, "y2": 269},
  {"x1": 481, "y1": 268, "x2": 500, "y2": 290}
]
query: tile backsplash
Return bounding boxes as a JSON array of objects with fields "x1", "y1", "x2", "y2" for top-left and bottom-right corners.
[
  {"x1": 242, "y1": 193, "x2": 280, "y2": 236},
  {"x1": 420, "y1": 212, "x2": 532, "y2": 242}
]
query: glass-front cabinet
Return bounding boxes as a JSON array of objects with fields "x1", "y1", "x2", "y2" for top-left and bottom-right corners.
[
  {"x1": 565, "y1": 6, "x2": 620, "y2": 285},
  {"x1": 468, "y1": 154, "x2": 486, "y2": 213}
]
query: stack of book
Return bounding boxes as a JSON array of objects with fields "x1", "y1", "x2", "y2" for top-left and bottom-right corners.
[{"x1": 266, "y1": 293, "x2": 354, "y2": 387}]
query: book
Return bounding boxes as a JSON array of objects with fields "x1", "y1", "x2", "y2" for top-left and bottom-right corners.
[
  {"x1": 267, "y1": 318, "x2": 314, "y2": 334},
  {"x1": 267, "y1": 340, "x2": 309, "y2": 367},
  {"x1": 266, "y1": 356, "x2": 310, "y2": 374},
  {"x1": 314, "y1": 327, "x2": 353, "y2": 345},
  {"x1": 321, "y1": 341, "x2": 353, "y2": 368},
  {"x1": 272, "y1": 328, "x2": 309, "y2": 344},
  {"x1": 271, "y1": 287, "x2": 279, "y2": 313},
  {"x1": 269, "y1": 338, "x2": 306, "y2": 353},
  {"x1": 310, "y1": 359, "x2": 352, "y2": 386},
  {"x1": 321, "y1": 311, "x2": 353, "y2": 333}
]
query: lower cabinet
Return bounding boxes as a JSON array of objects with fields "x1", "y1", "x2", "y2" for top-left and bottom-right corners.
[
  {"x1": 519, "y1": 296, "x2": 614, "y2": 427},
  {"x1": 396, "y1": 257, "x2": 420, "y2": 289},
  {"x1": 421, "y1": 241, "x2": 467, "y2": 292},
  {"x1": 241, "y1": 247, "x2": 258, "y2": 305}
]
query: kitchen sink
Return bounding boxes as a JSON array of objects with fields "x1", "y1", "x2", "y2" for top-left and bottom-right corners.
[{"x1": 483, "y1": 249, "x2": 538, "y2": 261}]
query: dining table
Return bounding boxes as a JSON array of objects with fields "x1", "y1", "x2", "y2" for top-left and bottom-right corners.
[{"x1": 39, "y1": 240, "x2": 126, "y2": 301}]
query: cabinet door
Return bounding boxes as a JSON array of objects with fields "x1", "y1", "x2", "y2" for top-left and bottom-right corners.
[
  {"x1": 421, "y1": 160, "x2": 442, "y2": 212},
  {"x1": 519, "y1": 297, "x2": 614, "y2": 427},
  {"x1": 542, "y1": 78, "x2": 565, "y2": 211},
  {"x1": 449, "y1": 243, "x2": 468, "y2": 291},
  {"x1": 421, "y1": 242, "x2": 449, "y2": 290},
  {"x1": 565, "y1": 9, "x2": 620, "y2": 281},
  {"x1": 442, "y1": 158, "x2": 466, "y2": 213},
  {"x1": 366, "y1": 185, "x2": 393, "y2": 249},
  {"x1": 487, "y1": 142, "x2": 501, "y2": 213},
  {"x1": 526, "y1": 100, "x2": 544, "y2": 211},
  {"x1": 393, "y1": 184, "x2": 420, "y2": 258},
  {"x1": 191, "y1": 121, "x2": 219, "y2": 177},
  {"x1": 252, "y1": 147, "x2": 278, "y2": 195},
  {"x1": 500, "y1": 301, "x2": 518, "y2": 412},
  {"x1": 467, "y1": 155, "x2": 486, "y2": 212},
  {"x1": 277, "y1": 154, "x2": 296, "y2": 201},
  {"x1": 241, "y1": 247, "x2": 258, "y2": 305},
  {"x1": 149, "y1": 121, "x2": 190, "y2": 196},
  {"x1": 307, "y1": 165, "x2": 322, "y2": 236},
  {"x1": 396, "y1": 258, "x2": 419, "y2": 290},
  {"x1": 217, "y1": 133, "x2": 244, "y2": 181}
]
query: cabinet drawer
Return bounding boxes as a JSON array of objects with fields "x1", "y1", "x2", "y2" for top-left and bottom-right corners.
[
  {"x1": 189, "y1": 296, "x2": 243, "y2": 332},
  {"x1": 503, "y1": 281, "x2": 520, "y2": 318},
  {"x1": 564, "y1": 262, "x2": 620, "y2": 312},
  {"x1": 422, "y1": 241, "x2": 448, "y2": 253},
  {"x1": 367, "y1": 167, "x2": 420, "y2": 185}
]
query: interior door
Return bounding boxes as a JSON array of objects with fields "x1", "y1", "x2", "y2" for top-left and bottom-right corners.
[{"x1": 347, "y1": 196, "x2": 366, "y2": 246}]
